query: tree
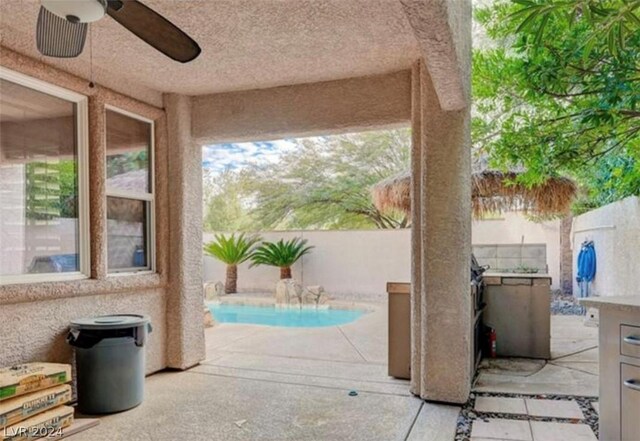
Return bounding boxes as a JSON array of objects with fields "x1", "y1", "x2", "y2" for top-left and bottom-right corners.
[
  {"x1": 473, "y1": 0, "x2": 640, "y2": 211},
  {"x1": 203, "y1": 233, "x2": 261, "y2": 294},
  {"x1": 203, "y1": 170, "x2": 256, "y2": 231},
  {"x1": 250, "y1": 237, "x2": 314, "y2": 279},
  {"x1": 202, "y1": 129, "x2": 411, "y2": 231},
  {"x1": 233, "y1": 129, "x2": 410, "y2": 230}
]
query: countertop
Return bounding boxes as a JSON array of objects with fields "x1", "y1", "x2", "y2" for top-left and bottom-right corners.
[
  {"x1": 483, "y1": 272, "x2": 552, "y2": 279},
  {"x1": 580, "y1": 295, "x2": 640, "y2": 313}
]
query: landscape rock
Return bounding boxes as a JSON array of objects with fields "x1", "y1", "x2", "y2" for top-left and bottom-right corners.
[
  {"x1": 307, "y1": 285, "x2": 324, "y2": 295},
  {"x1": 303, "y1": 285, "x2": 330, "y2": 306},
  {"x1": 203, "y1": 283, "x2": 216, "y2": 300},
  {"x1": 275, "y1": 280, "x2": 331, "y2": 308},
  {"x1": 203, "y1": 306, "x2": 215, "y2": 328},
  {"x1": 275, "y1": 279, "x2": 303, "y2": 305},
  {"x1": 204, "y1": 281, "x2": 226, "y2": 300}
]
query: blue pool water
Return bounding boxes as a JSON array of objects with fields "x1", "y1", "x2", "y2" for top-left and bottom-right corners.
[{"x1": 208, "y1": 304, "x2": 365, "y2": 328}]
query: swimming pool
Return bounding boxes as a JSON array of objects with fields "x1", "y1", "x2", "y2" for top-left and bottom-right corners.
[{"x1": 208, "y1": 303, "x2": 365, "y2": 328}]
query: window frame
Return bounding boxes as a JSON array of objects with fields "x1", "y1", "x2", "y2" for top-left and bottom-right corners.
[
  {"x1": 0, "y1": 67, "x2": 90, "y2": 285},
  {"x1": 104, "y1": 105, "x2": 156, "y2": 275}
]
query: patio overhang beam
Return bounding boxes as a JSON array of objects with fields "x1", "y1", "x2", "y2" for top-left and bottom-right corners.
[
  {"x1": 400, "y1": 0, "x2": 470, "y2": 111},
  {"x1": 191, "y1": 70, "x2": 412, "y2": 145}
]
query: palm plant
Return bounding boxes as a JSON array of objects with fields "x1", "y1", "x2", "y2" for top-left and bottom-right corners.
[
  {"x1": 250, "y1": 237, "x2": 313, "y2": 279},
  {"x1": 203, "y1": 233, "x2": 261, "y2": 294}
]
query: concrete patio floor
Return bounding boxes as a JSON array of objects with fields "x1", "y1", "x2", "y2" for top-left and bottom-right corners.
[
  {"x1": 71, "y1": 299, "x2": 598, "y2": 440},
  {"x1": 72, "y1": 300, "x2": 460, "y2": 441},
  {"x1": 473, "y1": 316, "x2": 599, "y2": 397}
]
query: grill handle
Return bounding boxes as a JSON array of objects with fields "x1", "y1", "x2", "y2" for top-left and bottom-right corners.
[
  {"x1": 624, "y1": 379, "x2": 640, "y2": 392},
  {"x1": 623, "y1": 336, "x2": 640, "y2": 346}
]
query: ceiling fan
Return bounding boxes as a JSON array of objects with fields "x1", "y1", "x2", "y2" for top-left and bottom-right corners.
[{"x1": 36, "y1": 0, "x2": 201, "y2": 63}]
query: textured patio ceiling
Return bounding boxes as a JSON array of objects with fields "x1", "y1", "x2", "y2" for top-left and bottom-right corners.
[{"x1": 0, "y1": 0, "x2": 421, "y2": 106}]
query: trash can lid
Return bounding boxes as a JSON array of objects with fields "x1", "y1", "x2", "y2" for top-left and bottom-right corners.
[{"x1": 70, "y1": 314, "x2": 150, "y2": 330}]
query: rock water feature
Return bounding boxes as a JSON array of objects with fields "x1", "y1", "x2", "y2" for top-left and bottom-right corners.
[
  {"x1": 204, "y1": 281, "x2": 226, "y2": 300},
  {"x1": 203, "y1": 282, "x2": 226, "y2": 327},
  {"x1": 274, "y1": 279, "x2": 329, "y2": 308}
]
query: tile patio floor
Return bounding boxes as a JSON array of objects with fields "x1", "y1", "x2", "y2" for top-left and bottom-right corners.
[
  {"x1": 71, "y1": 298, "x2": 599, "y2": 440},
  {"x1": 470, "y1": 396, "x2": 598, "y2": 441}
]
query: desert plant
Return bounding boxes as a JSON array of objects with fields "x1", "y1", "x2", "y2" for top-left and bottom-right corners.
[
  {"x1": 250, "y1": 237, "x2": 313, "y2": 279},
  {"x1": 203, "y1": 233, "x2": 261, "y2": 294}
]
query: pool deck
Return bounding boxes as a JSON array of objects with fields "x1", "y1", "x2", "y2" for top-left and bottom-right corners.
[
  {"x1": 70, "y1": 296, "x2": 598, "y2": 440},
  {"x1": 71, "y1": 297, "x2": 460, "y2": 441}
]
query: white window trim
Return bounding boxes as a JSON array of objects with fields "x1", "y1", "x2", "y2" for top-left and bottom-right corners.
[
  {"x1": 0, "y1": 67, "x2": 90, "y2": 285},
  {"x1": 104, "y1": 105, "x2": 155, "y2": 275}
]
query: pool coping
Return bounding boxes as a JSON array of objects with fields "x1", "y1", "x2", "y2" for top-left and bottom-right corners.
[{"x1": 205, "y1": 293, "x2": 380, "y2": 313}]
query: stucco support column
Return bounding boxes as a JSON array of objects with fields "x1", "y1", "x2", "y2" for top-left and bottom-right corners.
[
  {"x1": 410, "y1": 59, "x2": 472, "y2": 403},
  {"x1": 164, "y1": 93, "x2": 205, "y2": 369}
]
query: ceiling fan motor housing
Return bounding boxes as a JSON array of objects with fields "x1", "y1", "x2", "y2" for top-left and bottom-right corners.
[{"x1": 41, "y1": 0, "x2": 107, "y2": 23}]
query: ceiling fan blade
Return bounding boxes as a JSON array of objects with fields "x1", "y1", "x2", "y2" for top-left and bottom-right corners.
[
  {"x1": 106, "y1": 0, "x2": 201, "y2": 63},
  {"x1": 36, "y1": 6, "x2": 88, "y2": 58}
]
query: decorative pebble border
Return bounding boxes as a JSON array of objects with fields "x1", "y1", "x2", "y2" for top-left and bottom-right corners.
[
  {"x1": 455, "y1": 392, "x2": 599, "y2": 441},
  {"x1": 551, "y1": 291, "x2": 585, "y2": 315}
]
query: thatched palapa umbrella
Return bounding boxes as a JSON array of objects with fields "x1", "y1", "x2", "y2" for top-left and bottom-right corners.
[{"x1": 371, "y1": 170, "x2": 577, "y2": 219}]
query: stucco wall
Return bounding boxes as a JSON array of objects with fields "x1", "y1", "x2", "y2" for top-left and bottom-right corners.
[
  {"x1": 0, "y1": 47, "x2": 171, "y2": 374},
  {"x1": 192, "y1": 70, "x2": 411, "y2": 145},
  {"x1": 1, "y1": 290, "x2": 167, "y2": 372},
  {"x1": 572, "y1": 196, "x2": 640, "y2": 297},
  {"x1": 204, "y1": 230, "x2": 410, "y2": 302},
  {"x1": 203, "y1": 214, "x2": 561, "y2": 298}
]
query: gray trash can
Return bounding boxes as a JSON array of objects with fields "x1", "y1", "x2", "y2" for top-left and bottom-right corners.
[{"x1": 67, "y1": 314, "x2": 152, "y2": 414}]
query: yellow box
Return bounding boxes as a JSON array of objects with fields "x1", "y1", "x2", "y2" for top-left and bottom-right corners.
[
  {"x1": 1, "y1": 405, "x2": 73, "y2": 441},
  {"x1": 0, "y1": 364, "x2": 71, "y2": 402},
  {"x1": 0, "y1": 385, "x2": 72, "y2": 429}
]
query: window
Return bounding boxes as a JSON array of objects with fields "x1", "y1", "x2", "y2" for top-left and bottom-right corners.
[
  {"x1": 105, "y1": 108, "x2": 154, "y2": 273},
  {"x1": 0, "y1": 68, "x2": 89, "y2": 284}
]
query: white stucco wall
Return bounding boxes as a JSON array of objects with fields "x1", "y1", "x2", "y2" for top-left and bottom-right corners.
[
  {"x1": 203, "y1": 230, "x2": 411, "y2": 302},
  {"x1": 572, "y1": 196, "x2": 640, "y2": 297},
  {"x1": 203, "y1": 213, "x2": 561, "y2": 298}
]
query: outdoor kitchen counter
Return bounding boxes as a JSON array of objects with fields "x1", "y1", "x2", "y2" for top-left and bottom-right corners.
[
  {"x1": 580, "y1": 295, "x2": 640, "y2": 312},
  {"x1": 483, "y1": 272, "x2": 554, "y2": 280},
  {"x1": 579, "y1": 295, "x2": 640, "y2": 440},
  {"x1": 482, "y1": 273, "x2": 552, "y2": 359}
]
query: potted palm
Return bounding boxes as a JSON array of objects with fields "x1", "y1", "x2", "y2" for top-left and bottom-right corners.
[
  {"x1": 203, "y1": 233, "x2": 261, "y2": 294},
  {"x1": 250, "y1": 237, "x2": 313, "y2": 279}
]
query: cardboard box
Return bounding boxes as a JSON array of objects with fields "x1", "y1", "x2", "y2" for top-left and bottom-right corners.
[
  {"x1": 1, "y1": 405, "x2": 73, "y2": 441},
  {"x1": 0, "y1": 385, "x2": 72, "y2": 429},
  {"x1": 0, "y1": 364, "x2": 71, "y2": 402}
]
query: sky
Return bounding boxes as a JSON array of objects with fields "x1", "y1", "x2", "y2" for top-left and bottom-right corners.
[{"x1": 202, "y1": 139, "x2": 297, "y2": 173}]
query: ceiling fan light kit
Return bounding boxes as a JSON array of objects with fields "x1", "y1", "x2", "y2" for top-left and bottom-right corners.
[
  {"x1": 37, "y1": 0, "x2": 201, "y2": 63},
  {"x1": 41, "y1": 0, "x2": 107, "y2": 23}
]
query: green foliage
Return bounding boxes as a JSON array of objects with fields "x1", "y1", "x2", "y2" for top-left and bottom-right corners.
[
  {"x1": 203, "y1": 233, "x2": 261, "y2": 265},
  {"x1": 202, "y1": 129, "x2": 411, "y2": 231},
  {"x1": 107, "y1": 151, "x2": 148, "y2": 178},
  {"x1": 250, "y1": 237, "x2": 314, "y2": 269},
  {"x1": 25, "y1": 160, "x2": 77, "y2": 220},
  {"x1": 203, "y1": 170, "x2": 257, "y2": 231},
  {"x1": 572, "y1": 154, "x2": 640, "y2": 213},
  {"x1": 473, "y1": 0, "x2": 640, "y2": 208},
  {"x1": 509, "y1": 0, "x2": 640, "y2": 56}
]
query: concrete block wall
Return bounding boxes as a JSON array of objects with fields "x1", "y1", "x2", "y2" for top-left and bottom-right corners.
[{"x1": 473, "y1": 244, "x2": 547, "y2": 273}]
